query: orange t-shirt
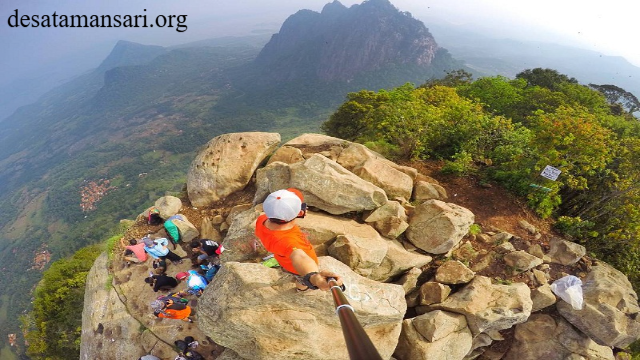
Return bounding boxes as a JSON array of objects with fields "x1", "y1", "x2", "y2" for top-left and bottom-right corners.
[
  {"x1": 158, "y1": 306, "x2": 191, "y2": 320},
  {"x1": 255, "y1": 214, "x2": 318, "y2": 274}
]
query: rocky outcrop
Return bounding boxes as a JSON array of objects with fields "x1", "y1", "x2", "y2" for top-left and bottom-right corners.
[
  {"x1": 504, "y1": 314, "x2": 614, "y2": 360},
  {"x1": 353, "y1": 158, "x2": 413, "y2": 200},
  {"x1": 369, "y1": 239, "x2": 432, "y2": 282},
  {"x1": 187, "y1": 132, "x2": 281, "y2": 207},
  {"x1": 363, "y1": 201, "x2": 409, "y2": 238},
  {"x1": 557, "y1": 263, "x2": 640, "y2": 348},
  {"x1": 394, "y1": 310, "x2": 472, "y2": 360},
  {"x1": 547, "y1": 237, "x2": 586, "y2": 266},
  {"x1": 289, "y1": 154, "x2": 388, "y2": 214},
  {"x1": 328, "y1": 234, "x2": 389, "y2": 277},
  {"x1": 154, "y1": 195, "x2": 182, "y2": 219},
  {"x1": 220, "y1": 206, "x2": 264, "y2": 263},
  {"x1": 434, "y1": 260, "x2": 475, "y2": 285},
  {"x1": 430, "y1": 276, "x2": 532, "y2": 336},
  {"x1": 406, "y1": 200, "x2": 474, "y2": 254},
  {"x1": 198, "y1": 257, "x2": 406, "y2": 360}
]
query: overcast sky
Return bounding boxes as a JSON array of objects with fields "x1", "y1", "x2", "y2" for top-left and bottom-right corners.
[{"x1": 1, "y1": 0, "x2": 639, "y2": 85}]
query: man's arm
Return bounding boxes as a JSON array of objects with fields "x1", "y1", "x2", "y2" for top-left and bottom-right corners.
[{"x1": 289, "y1": 249, "x2": 343, "y2": 291}]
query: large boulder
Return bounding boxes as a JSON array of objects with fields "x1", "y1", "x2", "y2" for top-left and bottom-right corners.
[
  {"x1": 364, "y1": 201, "x2": 409, "y2": 238},
  {"x1": 289, "y1": 154, "x2": 388, "y2": 214},
  {"x1": 429, "y1": 276, "x2": 532, "y2": 336},
  {"x1": 328, "y1": 234, "x2": 389, "y2": 277},
  {"x1": 279, "y1": 133, "x2": 348, "y2": 160},
  {"x1": 170, "y1": 214, "x2": 199, "y2": 243},
  {"x1": 253, "y1": 161, "x2": 292, "y2": 205},
  {"x1": 557, "y1": 263, "x2": 640, "y2": 348},
  {"x1": 413, "y1": 181, "x2": 447, "y2": 202},
  {"x1": 187, "y1": 132, "x2": 281, "y2": 207},
  {"x1": 406, "y1": 200, "x2": 475, "y2": 254},
  {"x1": 547, "y1": 237, "x2": 586, "y2": 266},
  {"x1": 504, "y1": 314, "x2": 614, "y2": 360},
  {"x1": 394, "y1": 310, "x2": 472, "y2": 360},
  {"x1": 198, "y1": 257, "x2": 406, "y2": 360},
  {"x1": 297, "y1": 211, "x2": 380, "y2": 256},
  {"x1": 369, "y1": 240, "x2": 432, "y2": 282},
  {"x1": 220, "y1": 207, "x2": 265, "y2": 263},
  {"x1": 255, "y1": 154, "x2": 388, "y2": 214},
  {"x1": 336, "y1": 142, "x2": 418, "y2": 179},
  {"x1": 434, "y1": 260, "x2": 475, "y2": 285},
  {"x1": 352, "y1": 158, "x2": 414, "y2": 200},
  {"x1": 154, "y1": 196, "x2": 182, "y2": 219}
]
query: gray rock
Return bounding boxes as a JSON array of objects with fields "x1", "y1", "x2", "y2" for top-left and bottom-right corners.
[
  {"x1": 396, "y1": 267, "x2": 423, "y2": 294},
  {"x1": 198, "y1": 257, "x2": 406, "y2": 360},
  {"x1": 406, "y1": 200, "x2": 475, "y2": 254},
  {"x1": 267, "y1": 146, "x2": 305, "y2": 165},
  {"x1": 518, "y1": 219, "x2": 538, "y2": 234},
  {"x1": 290, "y1": 154, "x2": 388, "y2": 214},
  {"x1": 420, "y1": 282, "x2": 451, "y2": 306},
  {"x1": 548, "y1": 237, "x2": 586, "y2": 266},
  {"x1": 413, "y1": 181, "x2": 448, "y2": 201},
  {"x1": 557, "y1": 263, "x2": 640, "y2": 348},
  {"x1": 504, "y1": 250, "x2": 543, "y2": 273},
  {"x1": 504, "y1": 314, "x2": 613, "y2": 360},
  {"x1": 369, "y1": 239, "x2": 432, "y2": 282},
  {"x1": 394, "y1": 311, "x2": 472, "y2": 360},
  {"x1": 153, "y1": 196, "x2": 182, "y2": 219},
  {"x1": 435, "y1": 260, "x2": 475, "y2": 285},
  {"x1": 187, "y1": 132, "x2": 281, "y2": 207},
  {"x1": 531, "y1": 284, "x2": 557, "y2": 312},
  {"x1": 328, "y1": 234, "x2": 389, "y2": 277},
  {"x1": 430, "y1": 276, "x2": 532, "y2": 336},
  {"x1": 353, "y1": 158, "x2": 414, "y2": 200}
]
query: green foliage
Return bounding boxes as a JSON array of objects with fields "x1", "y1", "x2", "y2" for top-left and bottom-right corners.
[
  {"x1": 23, "y1": 245, "x2": 102, "y2": 360},
  {"x1": 323, "y1": 68, "x2": 640, "y2": 294},
  {"x1": 442, "y1": 151, "x2": 474, "y2": 175},
  {"x1": 554, "y1": 216, "x2": 599, "y2": 239},
  {"x1": 468, "y1": 224, "x2": 482, "y2": 236},
  {"x1": 516, "y1": 68, "x2": 578, "y2": 90}
]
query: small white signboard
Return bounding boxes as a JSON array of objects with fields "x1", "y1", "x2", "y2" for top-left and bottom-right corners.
[{"x1": 541, "y1": 165, "x2": 561, "y2": 181}]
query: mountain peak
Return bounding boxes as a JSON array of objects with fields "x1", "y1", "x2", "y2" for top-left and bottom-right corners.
[
  {"x1": 255, "y1": 0, "x2": 441, "y2": 82},
  {"x1": 96, "y1": 41, "x2": 166, "y2": 72}
]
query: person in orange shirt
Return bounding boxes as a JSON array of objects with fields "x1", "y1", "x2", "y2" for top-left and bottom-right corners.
[
  {"x1": 255, "y1": 188, "x2": 343, "y2": 291},
  {"x1": 151, "y1": 293, "x2": 193, "y2": 322}
]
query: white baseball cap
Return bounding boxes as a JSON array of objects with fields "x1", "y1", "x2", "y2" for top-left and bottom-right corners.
[{"x1": 263, "y1": 189, "x2": 304, "y2": 222}]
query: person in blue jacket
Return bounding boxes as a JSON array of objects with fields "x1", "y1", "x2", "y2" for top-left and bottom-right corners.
[
  {"x1": 176, "y1": 270, "x2": 207, "y2": 296},
  {"x1": 143, "y1": 236, "x2": 183, "y2": 263}
]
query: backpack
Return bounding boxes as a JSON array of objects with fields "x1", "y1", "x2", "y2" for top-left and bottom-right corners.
[
  {"x1": 158, "y1": 293, "x2": 189, "y2": 310},
  {"x1": 164, "y1": 220, "x2": 181, "y2": 243}
]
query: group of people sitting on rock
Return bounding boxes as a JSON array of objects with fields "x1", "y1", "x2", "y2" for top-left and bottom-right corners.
[{"x1": 120, "y1": 209, "x2": 225, "y2": 326}]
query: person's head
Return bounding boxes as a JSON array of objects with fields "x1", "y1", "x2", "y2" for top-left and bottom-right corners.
[
  {"x1": 263, "y1": 188, "x2": 307, "y2": 224},
  {"x1": 184, "y1": 336, "x2": 195, "y2": 344},
  {"x1": 129, "y1": 239, "x2": 137, "y2": 246},
  {"x1": 190, "y1": 240, "x2": 201, "y2": 249},
  {"x1": 176, "y1": 272, "x2": 189, "y2": 281},
  {"x1": 150, "y1": 300, "x2": 165, "y2": 311},
  {"x1": 143, "y1": 237, "x2": 155, "y2": 247},
  {"x1": 145, "y1": 277, "x2": 155, "y2": 286}
]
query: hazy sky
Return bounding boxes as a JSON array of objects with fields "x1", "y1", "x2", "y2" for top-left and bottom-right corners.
[{"x1": 1, "y1": 0, "x2": 639, "y2": 84}]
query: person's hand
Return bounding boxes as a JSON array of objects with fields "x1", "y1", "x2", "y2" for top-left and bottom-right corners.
[{"x1": 310, "y1": 270, "x2": 343, "y2": 291}]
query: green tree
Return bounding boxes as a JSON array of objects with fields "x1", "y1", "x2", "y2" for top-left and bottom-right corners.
[
  {"x1": 516, "y1": 68, "x2": 578, "y2": 91},
  {"x1": 23, "y1": 245, "x2": 102, "y2": 360}
]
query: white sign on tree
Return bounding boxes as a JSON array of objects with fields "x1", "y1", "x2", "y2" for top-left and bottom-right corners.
[{"x1": 541, "y1": 165, "x2": 562, "y2": 181}]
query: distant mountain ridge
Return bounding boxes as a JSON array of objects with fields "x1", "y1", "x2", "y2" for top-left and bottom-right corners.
[
  {"x1": 255, "y1": 0, "x2": 448, "y2": 82},
  {"x1": 427, "y1": 22, "x2": 640, "y2": 97}
]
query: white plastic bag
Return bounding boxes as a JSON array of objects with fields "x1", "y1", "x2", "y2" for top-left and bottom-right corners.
[{"x1": 550, "y1": 275, "x2": 584, "y2": 310}]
